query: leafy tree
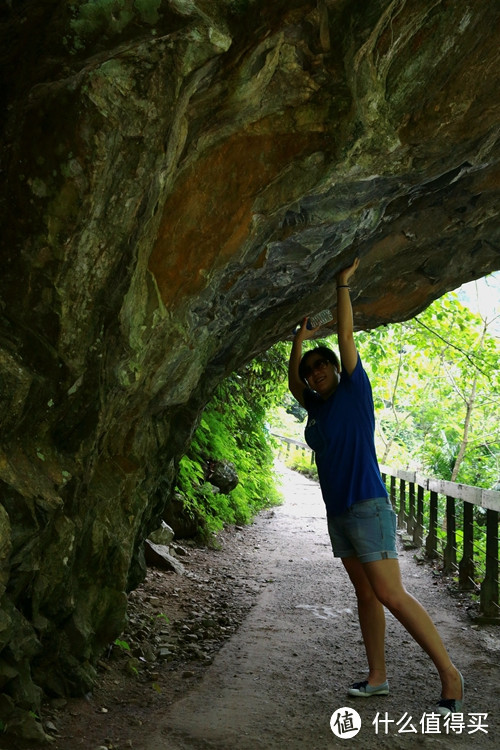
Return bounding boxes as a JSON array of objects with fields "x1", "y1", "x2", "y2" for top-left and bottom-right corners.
[{"x1": 357, "y1": 289, "x2": 500, "y2": 488}]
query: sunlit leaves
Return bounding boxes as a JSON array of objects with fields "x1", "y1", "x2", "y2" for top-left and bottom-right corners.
[
  {"x1": 357, "y1": 291, "x2": 499, "y2": 488},
  {"x1": 175, "y1": 345, "x2": 288, "y2": 537}
]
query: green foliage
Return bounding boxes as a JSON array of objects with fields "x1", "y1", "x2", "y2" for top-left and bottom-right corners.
[
  {"x1": 114, "y1": 638, "x2": 131, "y2": 651},
  {"x1": 175, "y1": 345, "x2": 289, "y2": 539},
  {"x1": 357, "y1": 287, "x2": 500, "y2": 488},
  {"x1": 176, "y1": 286, "x2": 498, "y2": 539},
  {"x1": 285, "y1": 450, "x2": 318, "y2": 481}
]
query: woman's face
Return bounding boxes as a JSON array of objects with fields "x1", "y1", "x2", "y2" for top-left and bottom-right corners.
[{"x1": 303, "y1": 354, "x2": 340, "y2": 399}]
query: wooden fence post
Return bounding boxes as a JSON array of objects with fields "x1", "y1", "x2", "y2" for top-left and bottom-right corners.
[
  {"x1": 407, "y1": 481, "x2": 415, "y2": 535},
  {"x1": 398, "y1": 479, "x2": 406, "y2": 528},
  {"x1": 443, "y1": 495, "x2": 457, "y2": 574},
  {"x1": 458, "y1": 501, "x2": 475, "y2": 590},
  {"x1": 479, "y1": 509, "x2": 499, "y2": 623},
  {"x1": 413, "y1": 485, "x2": 424, "y2": 547},
  {"x1": 425, "y1": 490, "x2": 439, "y2": 559},
  {"x1": 390, "y1": 475, "x2": 396, "y2": 514}
]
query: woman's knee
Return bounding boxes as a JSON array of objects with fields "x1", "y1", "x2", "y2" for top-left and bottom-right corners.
[
  {"x1": 354, "y1": 582, "x2": 379, "y2": 607},
  {"x1": 362, "y1": 559, "x2": 408, "y2": 611},
  {"x1": 342, "y1": 557, "x2": 376, "y2": 601},
  {"x1": 372, "y1": 584, "x2": 408, "y2": 613}
]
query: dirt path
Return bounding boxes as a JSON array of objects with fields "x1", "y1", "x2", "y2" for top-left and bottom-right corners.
[
  {"x1": 143, "y1": 464, "x2": 499, "y2": 750},
  {"x1": 13, "y1": 464, "x2": 499, "y2": 749}
]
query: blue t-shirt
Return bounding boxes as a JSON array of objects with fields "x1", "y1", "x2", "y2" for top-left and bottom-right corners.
[{"x1": 303, "y1": 356, "x2": 387, "y2": 517}]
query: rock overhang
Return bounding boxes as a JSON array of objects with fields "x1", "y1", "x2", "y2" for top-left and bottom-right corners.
[{"x1": 0, "y1": 0, "x2": 500, "y2": 737}]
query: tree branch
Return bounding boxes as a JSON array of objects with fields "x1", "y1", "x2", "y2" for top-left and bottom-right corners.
[{"x1": 411, "y1": 317, "x2": 490, "y2": 378}]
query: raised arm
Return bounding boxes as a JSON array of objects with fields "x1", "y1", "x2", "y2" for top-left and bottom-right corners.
[
  {"x1": 288, "y1": 317, "x2": 322, "y2": 407},
  {"x1": 336, "y1": 258, "x2": 359, "y2": 375}
]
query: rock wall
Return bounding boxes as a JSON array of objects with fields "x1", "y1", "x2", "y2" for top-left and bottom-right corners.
[{"x1": 1, "y1": 0, "x2": 500, "y2": 736}]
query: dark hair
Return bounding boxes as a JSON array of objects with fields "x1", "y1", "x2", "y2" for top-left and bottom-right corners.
[{"x1": 298, "y1": 346, "x2": 340, "y2": 383}]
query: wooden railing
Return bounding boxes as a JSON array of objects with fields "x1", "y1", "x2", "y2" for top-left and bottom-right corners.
[
  {"x1": 271, "y1": 432, "x2": 315, "y2": 466},
  {"x1": 271, "y1": 433, "x2": 500, "y2": 624},
  {"x1": 380, "y1": 466, "x2": 500, "y2": 624}
]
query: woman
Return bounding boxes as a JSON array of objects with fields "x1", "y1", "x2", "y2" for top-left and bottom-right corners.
[{"x1": 288, "y1": 258, "x2": 463, "y2": 715}]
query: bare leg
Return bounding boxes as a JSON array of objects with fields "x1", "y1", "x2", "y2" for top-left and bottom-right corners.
[
  {"x1": 342, "y1": 557, "x2": 387, "y2": 685},
  {"x1": 363, "y1": 558, "x2": 462, "y2": 700}
]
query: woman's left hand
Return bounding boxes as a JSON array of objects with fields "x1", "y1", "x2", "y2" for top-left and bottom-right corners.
[{"x1": 337, "y1": 257, "x2": 360, "y2": 286}]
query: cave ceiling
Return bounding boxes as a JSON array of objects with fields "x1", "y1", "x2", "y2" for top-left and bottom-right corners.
[{"x1": 0, "y1": 0, "x2": 499, "y2": 736}]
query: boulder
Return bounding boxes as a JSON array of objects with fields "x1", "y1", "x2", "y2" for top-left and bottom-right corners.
[
  {"x1": 144, "y1": 541, "x2": 185, "y2": 576},
  {"x1": 148, "y1": 521, "x2": 176, "y2": 547},
  {"x1": 206, "y1": 460, "x2": 239, "y2": 494}
]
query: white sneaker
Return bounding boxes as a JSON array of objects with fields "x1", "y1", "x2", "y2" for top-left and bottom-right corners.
[{"x1": 348, "y1": 680, "x2": 389, "y2": 697}]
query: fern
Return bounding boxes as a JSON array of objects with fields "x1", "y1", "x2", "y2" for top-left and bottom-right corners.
[{"x1": 175, "y1": 345, "x2": 288, "y2": 537}]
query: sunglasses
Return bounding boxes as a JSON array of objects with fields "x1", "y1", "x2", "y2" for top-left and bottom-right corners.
[{"x1": 304, "y1": 357, "x2": 330, "y2": 378}]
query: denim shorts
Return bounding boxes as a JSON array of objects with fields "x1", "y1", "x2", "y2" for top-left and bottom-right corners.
[{"x1": 327, "y1": 497, "x2": 398, "y2": 563}]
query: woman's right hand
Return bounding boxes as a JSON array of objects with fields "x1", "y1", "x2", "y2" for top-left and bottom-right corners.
[{"x1": 295, "y1": 317, "x2": 321, "y2": 342}]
